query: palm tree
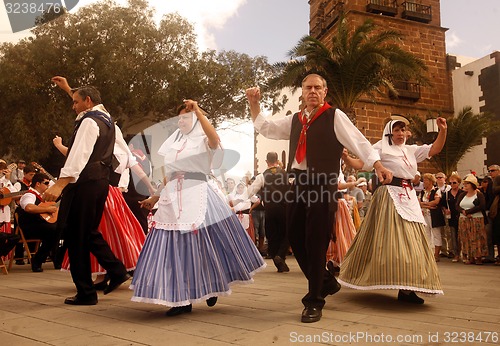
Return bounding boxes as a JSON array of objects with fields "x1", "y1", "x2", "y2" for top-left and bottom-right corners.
[
  {"x1": 408, "y1": 107, "x2": 500, "y2": 176},
  {"x1": 270, "y1": 15, "x2": 428, "y2": 123}
]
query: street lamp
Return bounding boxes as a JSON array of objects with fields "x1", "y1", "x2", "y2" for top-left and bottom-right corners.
[{"x1": 426, "y1": 116, "x2": 438, "y2": 134}]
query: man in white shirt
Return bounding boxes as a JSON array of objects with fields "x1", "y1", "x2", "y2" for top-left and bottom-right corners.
[
  {"x1": 17, "y1": 173, "x2": 59, "y2": 272},
  {"x1": 246, "y1": 74, "x2": 392, "y2": 323},
  {"x1": 0, "y1": 161, "x2": 19, "y2": 232},
  {"x1": 45, "y1": 84, "x2": 129, "y2": 305},
  {"x1": 10, "y1": 159, "x2": 26, "y2": 184}
]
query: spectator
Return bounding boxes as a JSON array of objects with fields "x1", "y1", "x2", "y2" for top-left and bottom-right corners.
[
  {"x1": 10, "y1": 159, "x2": 26, "y2": 184},
  {"x1": 420, "y1": 173, "x2": 445, "y2": 262},
  {"x1": 442, "y1": 173, "x2": 464, "y2": 262},
  {"x1": 456, "y1": 174, "x2": 487, "y2": 265}
]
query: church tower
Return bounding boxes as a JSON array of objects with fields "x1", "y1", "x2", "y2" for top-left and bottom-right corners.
[{"x1": 308, "y1": 0, "x2": 454, "y2": 142}]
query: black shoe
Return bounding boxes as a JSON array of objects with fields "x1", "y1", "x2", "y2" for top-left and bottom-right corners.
[
  {"x1": 166, "y1": 304, "x2": 192, "y2": 316},
  {"x1": 103, "y1": 273, "x2": 131, "y2": 295},
  {"x1": 326, "y1": 260, "x2": 340, "y2": 276},
  {"x1": 321, "y1": 276, "x2": 341, "y2": 298},
  {"x1": 93, "y1": 280, "x2": 109, "y2": 291},
  {"x1": 64, "y1": 295, "x2": 98, "y2": 305},
  {"x1": 15, "y1": 260, "x2": 25, "y2": 265},
  {"x1": 273, "y1": 256, "x2": 289, "y2": 273},
  {"x1": 301, "y1": 307, "x2": 322, "y2": 323},
  {"x1": 397, "y1": 290, "x2": 424, "y2": 304},
  {"x1": 206, "y1": 297, "x2": 218, "y2": 307},
  {"x1": 31, "y1": 263, "x2": 43, "y2": 272}
]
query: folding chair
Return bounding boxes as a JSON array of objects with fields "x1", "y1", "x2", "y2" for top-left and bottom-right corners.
[
  {"x1": 7, "y1": 213, "x2": 41, "y2": 272},
  {"x1": 0, "y1": 257, "x2": 7, "y2": 274}
]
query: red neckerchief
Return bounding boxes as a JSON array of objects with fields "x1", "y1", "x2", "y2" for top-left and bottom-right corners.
[
  {"x1": 27, "y1": 189, "x2": 43, "y2": 202},
  {"x1": 295, "y1": 102, "x2": 332, "y2": 164}
]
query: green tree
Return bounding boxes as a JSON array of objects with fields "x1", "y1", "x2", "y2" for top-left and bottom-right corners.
[
  {"x1": 408, "y1": 107, "x2": 500, "y2": 176},
  {"x1": 270, "y1": 15, "x2": 427, "y2": 123},
  {"x1": 0, "y1": 0, "x2": 276, "y2": 166}
]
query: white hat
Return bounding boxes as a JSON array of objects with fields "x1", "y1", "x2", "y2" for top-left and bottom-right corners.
[
  {"x1": 357, "y1": 181, "x2": 367, "y2": 187},
  {"x1": 463, "y1": 174, "x2": 478, "y2": 188},
  {"x1": 415, "y1": 171, "x2": 421, "y2": 176}
]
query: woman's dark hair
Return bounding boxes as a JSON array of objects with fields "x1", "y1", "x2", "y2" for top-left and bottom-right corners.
[
  {"x1": 392, "y1": 121, "x2": 406, "y2": 130},
  {"x1": 176, "y1": 103, "x2": 187, "y2": 115}
]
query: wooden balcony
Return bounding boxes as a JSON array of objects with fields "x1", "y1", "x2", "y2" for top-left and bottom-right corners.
[
  {"x1": 390, "y1": 81, "x2": 421, "y2": 101},
  {"x1": 366, "y1": 0, "x2": 398, "y2": 16},
  {"x1": 402, "y1": 1, "x2": 432, "y2": 23}
]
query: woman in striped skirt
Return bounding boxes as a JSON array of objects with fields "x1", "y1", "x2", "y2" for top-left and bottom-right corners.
[
  {"x1": 130, "y1": 100, "x2": 265, "y2": 316},
  {"x1": 338, "y1": 115, "x2": 447, "y2": 304}
]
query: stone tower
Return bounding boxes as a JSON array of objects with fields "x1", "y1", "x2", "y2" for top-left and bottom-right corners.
[{"x1": 308, "y1": 0, "x2": 454, "y2": 143}]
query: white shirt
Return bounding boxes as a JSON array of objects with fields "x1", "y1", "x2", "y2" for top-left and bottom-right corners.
[
  {"x1": 459, "y1": 193, "x2": 483, "y2": 218},
  {"x1": 253, "y1": 108, "x2": 380, "y2": 170},
  {"x1": 373, "y1": 143, "x2": 431, "y2": 180},
  {"x1": 19, "y1": 188, "x2": 42, "y2": 210},
  {"x1": 60, "y1": 105, "x2": 131, "y2": 184},
  {"x1": 59, "y1": 116, "x2": 101, "y2": 183},
  {"x1": 0, "y1": 176, "x2": 18, "y2": 223}
]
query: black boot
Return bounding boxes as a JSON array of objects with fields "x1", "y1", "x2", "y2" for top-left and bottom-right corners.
[
  {"x1": 397, "y1": 290, "x2": 424, "y2": 304},
  {"x1": 206, "y1": 297, "x2": 218, "y2": 307},
  {"x1": 166, "y1": 304, "x2": 192, "y2": 316}
]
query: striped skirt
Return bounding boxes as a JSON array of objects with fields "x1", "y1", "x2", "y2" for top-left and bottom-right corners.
[
  {"x1": 326, "y1": 199, "x2": 356, "y2": 265},
  {"x1": 458, "y1": 216, "x2": 487, "y2": 259},
  {"x1": 338, "y1": 186, "x2": 443, "y2": 294},
  {"x1": 61, "y1": 186, "x2": 146, "y2": 273},
  {"x1": 130, "y1": 187, "x2": 266, "y2": 307}
]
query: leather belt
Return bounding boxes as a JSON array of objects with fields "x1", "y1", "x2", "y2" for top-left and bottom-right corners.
[{"x1": 387, "y1": 177, "x2": 413, "y2": 189}]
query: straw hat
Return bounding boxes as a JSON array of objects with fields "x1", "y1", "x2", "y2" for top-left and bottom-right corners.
[{"x1": 463, "y1": 174, "x2": 478, "y2": 187}]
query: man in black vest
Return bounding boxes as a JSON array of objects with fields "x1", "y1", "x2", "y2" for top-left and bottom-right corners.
[
  {"x1": 247, "y1": 152, "x2": 289, "y2": 272},
  {"x1": 44, "y1": 85, "x2": 129, "y2": 305},
  {"x1": 246, "y1": 74, "x2": 392, "y2": 323},
  {"x1": 17, "y1": 173, "x2": 59, "y2": 272}
]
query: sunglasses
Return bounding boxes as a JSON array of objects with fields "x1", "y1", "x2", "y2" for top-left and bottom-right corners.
[
  {"x1": 488, "y1": 170, "x2": 498, "y2": 173},
  {"x1": 43, "y1": 181, "x2": 50, "y2": 185},
  {"x1": 450, "y1": 182, "x2": 459, "y2": 185}
]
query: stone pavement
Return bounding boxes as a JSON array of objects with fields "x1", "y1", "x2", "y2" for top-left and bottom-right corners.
[{"x1": 0, "y1": 257, "x2": 499, "y2": 346}]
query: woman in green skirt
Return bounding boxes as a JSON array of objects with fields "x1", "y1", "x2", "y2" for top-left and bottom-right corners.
[{"x1": 338, "y1": 115, "x2": 447, "y2": 304}]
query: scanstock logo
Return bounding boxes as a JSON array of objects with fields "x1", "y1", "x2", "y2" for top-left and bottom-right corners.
[{"x1": 3, "y1": 0, "x2": 79, "y2": 33}]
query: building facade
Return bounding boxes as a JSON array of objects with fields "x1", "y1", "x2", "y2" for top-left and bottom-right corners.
[
  {"x1": 453, "y1": 51, "x2": 500, "y2": 177},
  {"x1": 308, "y1": 0, "x2": 454, "y2": 143}
]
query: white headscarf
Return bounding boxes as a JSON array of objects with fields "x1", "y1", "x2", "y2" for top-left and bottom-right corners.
[
  {"x1": 378, "y1": 118, "x2": 409, "y2": 158},
  {"x1": 158, "y1": 111, "x2": 205, "y2": 155}
]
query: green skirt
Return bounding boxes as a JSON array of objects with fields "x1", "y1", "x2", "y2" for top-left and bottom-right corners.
[{"x1": 338, "y1": 186, "x2": 443, "y2": 294}]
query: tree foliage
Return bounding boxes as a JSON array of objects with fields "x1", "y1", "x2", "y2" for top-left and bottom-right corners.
[
  {"x1": 408, "y1": 107, "x2": 500, "y2": 176},
  {"x1": 270, "y1": 15, "x2": 428, "y2": 122},
  {"x1": 0, "y1": 0, "x2": 278, "y2": 165}
]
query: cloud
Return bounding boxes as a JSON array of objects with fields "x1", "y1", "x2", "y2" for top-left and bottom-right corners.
[
  {"x1": 1, "y1": 0, "x2": 247, "y2": 50},
  {"x1": 446, "y1": 31, "x2": 462, "y2": 49},
  {"x1": 150, "y1": 0, "x2": 246, "y2": 52}
]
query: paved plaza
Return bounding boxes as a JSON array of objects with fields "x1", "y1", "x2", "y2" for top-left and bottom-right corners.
[{"x1": 1, "y1": 256, "x2": 499, "y2": 345}]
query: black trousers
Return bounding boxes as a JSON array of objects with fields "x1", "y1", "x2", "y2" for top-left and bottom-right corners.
[
  {"x1": 123, "y1": 191, "x2": 149, "y2": 235},
  {"x1": 20, "y1": 221, "x2": 58, "y2": 267},
  {"x1": 62, "y1": 179, "x2": 127, "y2": 299},
  {"x1": 265, "y1": 205, "x2": 288, "y2": 259},
  {"x1": 287, "y1": 182, "x2": 336, "y2": 309}
]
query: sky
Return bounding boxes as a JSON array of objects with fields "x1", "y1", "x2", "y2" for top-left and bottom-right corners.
[{"x1": 1, "y1": 0, "x2": 499, "y2": 179}]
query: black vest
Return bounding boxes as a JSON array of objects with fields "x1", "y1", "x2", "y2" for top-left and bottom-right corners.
[
  {"x1": 66, "y1": 111, "x2": 116, "y2": 185},
  {"x1": 17, "y1": 191, "x2": 43, "y2": 228},
  {"x1": 261, "y1": 166, "x2": 288, "y2": 208},
  {"x1": 287, "y1": 107, "x2": 343, "y2": 183},
  {"x1": 420, "y1": 188, "x2": 446, "y2": 228}
]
